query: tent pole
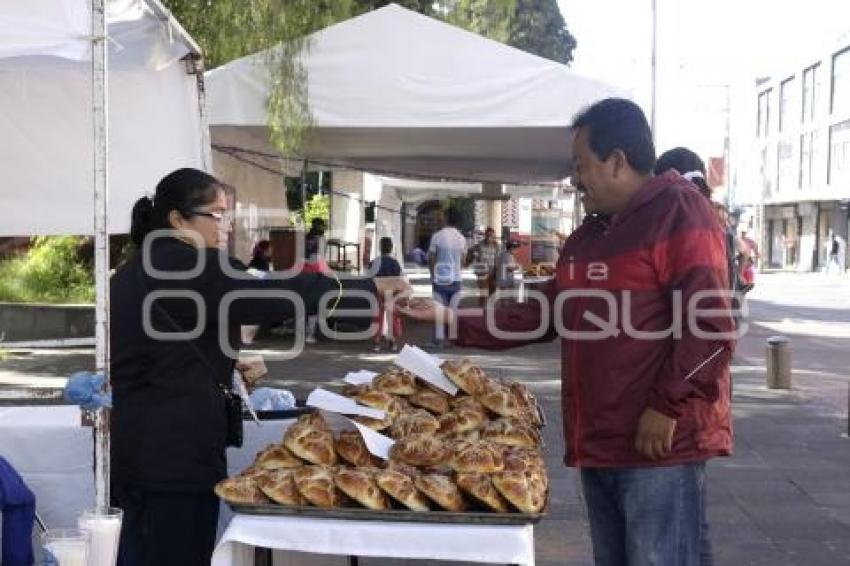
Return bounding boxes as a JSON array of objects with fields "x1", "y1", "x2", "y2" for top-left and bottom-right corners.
[
  {"x1": 189, "y1": 55, "x2": 213, "y2": 172},
  {"x1": 301, "y1": 159, "x2": 308, "y2": 225},
  {"x1": 92, "y1": 0, "x2": 111, "y2": 509}
]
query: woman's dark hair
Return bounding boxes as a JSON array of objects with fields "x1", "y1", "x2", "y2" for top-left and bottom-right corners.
[
  {"x1": 308, "y1": 217, "x2": 326, "y2": 237},
  {"x1": 130, "y1": 168, "x2": 223, "y2": 246},
  {"x1": 252, "y1": 240, "x2": 271, "y2": 258},
  {"x1": 654, "y1": 147, "x2": 711, "y2": 200},
  {"x1": 571, "y1": 98, "x2": 656, "y2": 175},
  {"x1": 379, "y1": 237, "x2": 393, "y2": 255}
]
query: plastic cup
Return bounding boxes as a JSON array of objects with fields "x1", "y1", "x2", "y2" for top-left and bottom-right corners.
[
  {"x1": 78, "y1": 506, "x2": 123, "y2": 566},
  {"x1": 42, "y1": 529, "x2": 89, "y2": 566}
]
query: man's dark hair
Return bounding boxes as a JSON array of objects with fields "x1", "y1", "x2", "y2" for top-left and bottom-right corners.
[
  {"x1": 571, "y1": 98, "x2": 656, "y2": 174},
  {"x1": 379, "y1": 237, "x2": 393, "y2": 255},
  {"x1": 445, "y1": 206, "x2": 461, "y2": 227}
]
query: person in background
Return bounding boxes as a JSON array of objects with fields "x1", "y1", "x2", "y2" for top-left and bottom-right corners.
[
  {"x1": 369, "y1": 237, "x2": 405, "y2": 352},
  {"x1": 303, "y1": 218, "x2": 330, "y2": 344},
  {"x1": 468, "y1": 227, "x2": 499, "y2": 305},
  {"x1": 248, "y1": 240, "x2": 272, "y2": 272},
  {"x1": 492, "y1": 240, "x2": 522, "y2": 294},
  {"x1": 407, "y1": 237, "x2": 429, "y2": 266},
  {"x1": 738, "y1": 230, "x2": 759, "y2": 285},
  {"x1": 654, "y1": 147, "x2": 748, "y2": 295},
  {"x1": 825, "y1": 231, "x2": 841, "y2": 275},
  {"x1": 426, "y1": 206, "x2": 467, "y2": 350}
]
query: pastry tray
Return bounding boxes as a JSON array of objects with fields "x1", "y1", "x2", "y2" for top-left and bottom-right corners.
[{"x1": 229, "y1": 502, "x2": 545, "y2": 525}]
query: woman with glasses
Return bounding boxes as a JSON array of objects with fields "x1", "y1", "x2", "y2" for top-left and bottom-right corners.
[{"x1": 109, "y1": 168, "x2": 407, "y2": 565}]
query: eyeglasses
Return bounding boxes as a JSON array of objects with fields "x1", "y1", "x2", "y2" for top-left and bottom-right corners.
[{"x1": 189, "y1": 209, "x2": 234, "y2": 224}]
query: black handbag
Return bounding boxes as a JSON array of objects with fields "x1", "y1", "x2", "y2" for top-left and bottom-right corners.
[{"x1": 222, "y1": 386, "x2": 244, "y2": 448}]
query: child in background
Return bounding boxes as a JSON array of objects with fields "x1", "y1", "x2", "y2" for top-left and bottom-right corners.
[{"x1": 370, "y1": 237, "x2": 404, "y2": 352}]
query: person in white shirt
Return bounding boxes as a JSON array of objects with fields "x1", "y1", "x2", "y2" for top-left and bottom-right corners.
[{"x1": 427, "y1": 207, "x2": 467, "y2": 349}]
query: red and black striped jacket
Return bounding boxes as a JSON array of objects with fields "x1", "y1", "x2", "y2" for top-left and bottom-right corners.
[{"x1": 456, "y1": 171, "x2": 734, "y2": 468}]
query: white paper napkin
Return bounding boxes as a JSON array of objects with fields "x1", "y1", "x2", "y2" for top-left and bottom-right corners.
[
  {"x1": 319, "y1": 410, "x2": 395, "y2": 460},
  {"x1": 306, "y1": 388, "x2": 386, "y2": 420},
  {"x1": 394, "y1": 345, "x2": 458, "y2": 395},
  {"x1": 349, "y1": 419, "x2": 395, "y2": 460},
  {"x1": 342, "y1": 370, "x2": 379, "y2": 386}
]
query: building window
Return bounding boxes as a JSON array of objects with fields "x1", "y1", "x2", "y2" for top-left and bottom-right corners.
[
  {"x1": 758, "y1": 89, "x2": 772, "y2": 137},
  {"x1": 811, "y1": 130, "x2": 822, "y2": 187},
  {"x1": 758, "y1": 89, "x2": 773, "y2": 137},
  {"x1": 779, "y1": 77, "x2": 796, "y2": 132},
  {"x1": 832, "y1": 48, "x2": 850, "y2": 115},
  {"x1": 760, "y1": 146, "x2": 773, "y2": 198},
  {"x1": 800, "y1": 133, "x2": 812, "y2": 188},
  {"x1": 777, "y1": 140, "x2": 796, "y2": 192},
  {"x1": 829, "y1": 119, "x2": 850, "y2": 185},
  {"x1": 802, "y1": 64, "x2": 819, "y2": 122}
]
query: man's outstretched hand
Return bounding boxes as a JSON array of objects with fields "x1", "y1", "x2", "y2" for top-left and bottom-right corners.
[{"x1": 397, "y1": 297, "x2": 454, "y2": 327}]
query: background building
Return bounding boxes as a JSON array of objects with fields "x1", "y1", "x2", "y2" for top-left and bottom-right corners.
[{"x1": 733, "y1": 35, "x2": 850, "y2": 272}]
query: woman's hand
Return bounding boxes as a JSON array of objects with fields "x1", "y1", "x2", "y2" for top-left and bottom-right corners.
[{"x1": 236, "y1": 356, "x2": 267, "y2": 390}]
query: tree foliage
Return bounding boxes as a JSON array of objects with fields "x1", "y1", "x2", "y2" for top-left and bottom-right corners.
[
  {"x1": 0, "y1": 237, "x2": 94, "y2": 304},
  {"x1": 508, "y1": 0, "x2": 577, "y2": 65}
]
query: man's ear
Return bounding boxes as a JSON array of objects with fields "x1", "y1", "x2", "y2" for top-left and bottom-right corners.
[{"x1": 608, "y1": 149, "x2": 628, "y2": 180}]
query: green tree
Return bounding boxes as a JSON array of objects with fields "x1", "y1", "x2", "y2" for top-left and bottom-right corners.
[
  {"x1": 353, "y1": 0, "x2": 438, "y2": 14},
  {"x1": 290, "y1": 194, "x2": 330, "y2": 227},
  {"x1": 446, "y1": 197, "x2": 476, "y2": 234},
  {"x1": 0, "y1": 237, "x2": 94, "y2": 304},
  {"x1": 444, "y1": 0, "x2": 575, "y2": 64},
  {"x1": 443, "y1": 0, "x2": 515, "y2": 43},
  {"x1": 507, "y1": 0, "x2": 576, "y2": 65}
]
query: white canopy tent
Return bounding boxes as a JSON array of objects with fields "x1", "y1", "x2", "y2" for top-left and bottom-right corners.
[
  {"x1": 0, "y1": 0, "x2": 208, "y2": 236},
  {"x1": 206, "y1": 3, "x2": 624, "y2": 185}
]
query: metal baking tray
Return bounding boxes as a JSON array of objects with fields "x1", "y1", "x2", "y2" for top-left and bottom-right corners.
[
  {"x1": 229, "y1": 502, "x2": 545, "y2": 525},
  {"x1": 245, "y1": 407, "x2": 314, "y2": 421},
  {"x1": 242, "y1": 400, "x2": 314, "y2": 421}
]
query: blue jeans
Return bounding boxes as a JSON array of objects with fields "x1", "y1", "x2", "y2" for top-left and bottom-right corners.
[
  {"x1": 432, "y1": 281, "x2": 461, "y2": 343},
  {"x1": 580, "y1": 463, "x2": 712, "y2": 566}
]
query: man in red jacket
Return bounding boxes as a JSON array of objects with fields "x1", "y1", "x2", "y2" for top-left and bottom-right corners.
[{"x1": 403, "y1": 98, "x2": 735, "y2": 566}]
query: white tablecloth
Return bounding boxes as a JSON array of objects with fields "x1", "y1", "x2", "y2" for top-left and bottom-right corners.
[
  {"x1": 0, "y1": 407, "x2": 295, "y2": 538},
  {"x1": 0, "y1": 406, "x2": 93, "y2": 533},
  {"x1": 213, "y1": 514, "x2": 535, "y2": 566}
]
